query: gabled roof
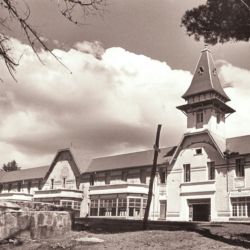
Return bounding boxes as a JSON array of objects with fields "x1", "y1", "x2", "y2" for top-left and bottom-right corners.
[
  {"x1": 226, "y1": 135, "x2": 250, "y2": 155},
  {"x1": 182, "y1": 47, "x2": 230, "y2": 101},
  {"x1": 170, "y1": 130, "x2": 226, "y2": 165},
  {"x1": 85, "y1": 147, "x2": 176, "y2": 173},
  {"x1": 0, "y1": 165, "x2": 49, "y2": 183}
]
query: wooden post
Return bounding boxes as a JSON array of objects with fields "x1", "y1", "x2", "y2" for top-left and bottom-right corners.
[{"x1": 143, "y1": 124, "x2": 162, "y2": 230}]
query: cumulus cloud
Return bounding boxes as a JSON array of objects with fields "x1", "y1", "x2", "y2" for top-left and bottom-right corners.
[
  {"x1": 0, "y1": 39, "x2": 192, "y2": 168},
  {"x1": 1, "y1": 39, "x2": 249, "y2": 169}
]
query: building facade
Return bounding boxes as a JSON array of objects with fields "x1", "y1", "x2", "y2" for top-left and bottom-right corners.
[{"x1": 0, "y1": 47, "x2": 250, "y2": 221}]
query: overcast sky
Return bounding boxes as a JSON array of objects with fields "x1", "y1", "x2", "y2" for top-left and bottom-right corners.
[{"x1": 0, "y1": 0, "x2": 250, "y2": 168}]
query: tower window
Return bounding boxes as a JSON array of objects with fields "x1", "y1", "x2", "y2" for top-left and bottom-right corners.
[
  {"x1": 196, "y1": 112, "x2": 204, "y2": 128},
  {"x1": 183, "y1": 164, "x2": 191, "y2": 182},
  {"x1": 216, "y1": 113, "x2": 221, "y2": 124},
  {"x1": 198, "y1": 66, "x2": 204, "y2": 75}
]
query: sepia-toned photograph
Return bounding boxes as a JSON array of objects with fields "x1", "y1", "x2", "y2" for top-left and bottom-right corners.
[{"x1": 0, "y1": 0, "x2": 250, "y2": 249}]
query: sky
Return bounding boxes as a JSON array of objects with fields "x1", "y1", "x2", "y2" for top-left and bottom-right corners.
[{"x1": 0, "y1": 0, "x2": 250, "y2": 168}]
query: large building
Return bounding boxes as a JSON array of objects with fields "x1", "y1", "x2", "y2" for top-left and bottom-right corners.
[{"x1": 0, "y1": 47, "x2": 250, "y2": 221}]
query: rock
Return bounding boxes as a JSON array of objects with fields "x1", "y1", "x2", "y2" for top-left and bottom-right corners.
[{"x1": 73, "y1": 237, "x2": 104, "y2": 243}]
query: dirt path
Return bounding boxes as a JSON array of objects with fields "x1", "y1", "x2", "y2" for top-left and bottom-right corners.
[{"x1": 1, "y1": 222, "x2": 250, "y2": 249}]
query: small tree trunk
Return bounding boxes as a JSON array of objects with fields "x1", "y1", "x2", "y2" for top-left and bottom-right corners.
[{"x1": 143, "y1": 124, "x2": 162, "y2": 230}]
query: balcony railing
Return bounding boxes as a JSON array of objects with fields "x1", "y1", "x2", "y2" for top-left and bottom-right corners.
[
  {"x1": 0, "y1": 192, "x2": 33, "y2": 201},
  {"x1": 34, "y1": 188, "x2": 83, "y2": 200},
  {"x1": 89, "y1": 183, "x2": 149, "y2": 195}
]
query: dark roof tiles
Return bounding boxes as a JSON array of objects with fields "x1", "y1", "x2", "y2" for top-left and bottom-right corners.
[
  {"x1": 0, "y1": 165, "x2": 49, "y2": 183},
  {"x1": 85, "y1": 146, "x2": 176, "y2": 173},
  {"x1": 182, "y1": 48, "x2": 230, "y2": 101}
]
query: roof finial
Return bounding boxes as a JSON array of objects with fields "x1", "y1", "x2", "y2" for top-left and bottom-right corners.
[{"x1": 202, "y1": 44, "x2": 210, "y2": 52}]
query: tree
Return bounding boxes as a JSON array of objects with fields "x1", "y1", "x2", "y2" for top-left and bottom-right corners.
[
  {"x1": 2, "y1": 160, "x2": 20, "y2": 172},
  {"x1": 0, "y1": 0, "x2": 105, "y2": 79},
  {"x1": 181, "y1": 0, "x2": 250, "y2": 45}
]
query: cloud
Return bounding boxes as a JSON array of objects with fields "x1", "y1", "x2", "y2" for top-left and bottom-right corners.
[
  {"x1": 0, "y1": 39, "x2": 193, "y2": 168},
  {"x1": 2, "y1": 39, "x2": 250, "y2": 169},
  {"x1": 217, "y1": 62, "x2": 250, "y2": 137}
]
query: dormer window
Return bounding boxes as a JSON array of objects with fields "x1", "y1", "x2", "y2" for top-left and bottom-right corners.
[
  {"x1": 195, "y1": 148, "x2": 202, "y2": 155},
  {"x1": 198, "y1": 66, "x2": 204, "y2": 75}
]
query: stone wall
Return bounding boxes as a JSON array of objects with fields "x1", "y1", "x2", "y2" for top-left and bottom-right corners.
[{"x1": 0, "y1": 210, "x2": 71, "y2": 241}]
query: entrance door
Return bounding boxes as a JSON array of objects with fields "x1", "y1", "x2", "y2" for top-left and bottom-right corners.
[
  {"x1": 193, "y1": 204, "x2": 210, "y2": 221},
  {"x1": 188, "y1": 199, "x2": 211, "y2": 222},
  {"x1": 159, "y1": 200, "x2": 167, "y2": 219}
]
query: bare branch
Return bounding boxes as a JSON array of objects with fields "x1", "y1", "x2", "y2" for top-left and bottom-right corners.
[{"x1": 0, "y1": 0, "x2": 105, "y2": 80}]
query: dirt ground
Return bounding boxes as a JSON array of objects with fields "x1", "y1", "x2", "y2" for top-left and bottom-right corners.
[{"x1": 2, "y1": 222, "x2": 250, "y2": 250}]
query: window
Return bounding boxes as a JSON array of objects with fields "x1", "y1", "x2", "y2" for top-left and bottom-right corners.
[
  {"x1": 236, "y1": 159, "x2": 245, "y2": 177},
  {"x1": 196, "y1": 112, "x2": 203, "y2": 128},
  {"x1": 90, "y1": 199, "x2": 98, "y2": 216},
  {"x1": 0, "y1": 184, "x2": 3, "y2": 193},
  {"x1": 231, "y1": 197, "x2": 250, "y2": 217},
  {"x1": 196, "y1": 112, "x2": 203, "y2": 123},
  {"x1": 51, "y1": 179, "x2": 54, "y2": 190},
  {"x1": 63, "y1": 178, "x2": 66, "y2": 188},
  {"x1": 195, "y1": 148, "x2": 202, "y2": 155},
  {"x1": 99, "y1": 199, "x2": 116, "y2": 216},
  {"x1": 183, "y1": 164, "x2": 191, "y2": 182},
  {"x1": 73, "y1": 201, "x2": 81, "y2": 210},
  {"x1": 208, "y1": 162, "x2": 215, "y2": 180},
  {"x1": 198, "y1": 66, "x2": 204, "y2": 75},
  {"x1": 61, "y1": 200, "x2": 72, "y2": 209},
  {"x1": 159, "y1": 169, "x2": 166, "y2": 184},
  {"x1": 17, "y1": 182, "x2": 21, "y2": 192},
  {"x1": 105, "y1": 172, "x2": 111, "y2": 185},
  {"x1": 27, "y1": 181, "x2": 31, "y2": 193},
  {"x1": 38, "y1": 180, "x2": 42, "y2": 190},
  {"x1": 216, "y1": 113, "x2": 221, "y2": 124},
  {"x1": 121, "y1": 170, "x2": 128, "y2": 182},
  {"x1": 128, "y1": 198, "x2": 141, "y2": 217},
  {"x1": 118, "y1": 198, "x2": 127, "y2": 216},
  {"x1": 89, "y1": 174, "x2": 95, "y2": 186},
  {"x1": 140, "y1": 169, "x2": 147, "y2": 184},
  {"x1": 8, "y1": 183, "x2": 12, "y2": 192}
]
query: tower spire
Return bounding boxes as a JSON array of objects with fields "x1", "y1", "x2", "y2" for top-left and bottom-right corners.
[
  {"x1": 182, "y1": 45, "x2": 230, "y2": 102},
  {"x1": 177, "y1": 47, "x2": 235, "y2": 136}
]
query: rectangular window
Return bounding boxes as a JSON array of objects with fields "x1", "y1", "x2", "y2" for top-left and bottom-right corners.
[
  {"x1": 195, "y1": 148, "x2": 202, "y2": 155},
  {"x1": 118, "y1": 198, "x2": 127, "y2": 216},
  {"x1": 231, "y1": 197, "x2": 250, "y2": 217},
  {"x1": 208, "y1": 161, "x2": 215, "y2": 180},
  {"x1": 128, "y1": 198, "x2": 141, "y2": 217},
  {"x1": 89, "y1": 174, "x2": 95, "y2": 186},
  {"x1": 183, "y1": 164, "x2": 191, "y2": 182},
  {"x1": 121, "y1": 170, "x2": 128, "y2": 182},
  {"x1": 8, "y1": 183, "x2": 12, "y2": 192},
  {"x1": 159, "y1": 169, "x2": 166, "y2": 184},
  {"x1": 17, "y1": 182, "x2": 21, "y2": 192},
  {"x1": 236, "y1": 159, "x2": 245, "y2": 177},
  {"x1": 105, "y1": 172, "x2": 111, "y2": 185},
  {"x1": 27, "y1": 182, "x2": 31, "y2": 193},
  {"x1": 51, "y1": 179, "x2": 54, "y2": 190},
  {"x1": 90, "y1": 199, "x2": 98, "y2": 216},
  {"x1": 140, "y1": 169, "x2": 147, "y2": 184},
  {"x1": 196, "y1": 112, "x2": 203, "y2": 123},
  {"x1": 63, "y1": 178, "x2": 66, "y2": 188}
]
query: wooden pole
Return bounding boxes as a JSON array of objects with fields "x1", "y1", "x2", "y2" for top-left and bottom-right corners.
[{"x1": 143, "y1": 124, "x2": 162, "y2": 230}]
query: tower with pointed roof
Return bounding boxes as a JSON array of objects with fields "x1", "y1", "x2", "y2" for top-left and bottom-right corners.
[{"x1": 177, "y1": 46, "x2": 235, "y2": 137}]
